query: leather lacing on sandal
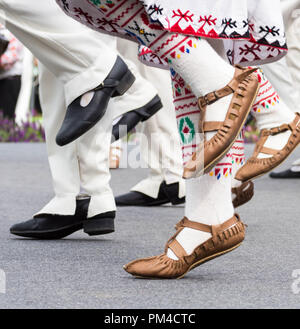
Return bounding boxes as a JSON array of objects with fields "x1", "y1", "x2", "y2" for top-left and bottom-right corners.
[
  {"x1": 246, "y1": 114, "x2": 300, "y2": 167},
  {"x1": 183, "y1": 66, "x2": 259, "y2": 178},
  {"x1": 124, "y1": 214, "x2": 246, "y2": 278},
  {"x1": 198, "y1": 66, "x2": 258, "y2": 143},
  {"x1": 232, "y1": 181, "x2": 254, "y2": 208},
  {"x1": 164, "y1": 215, "x2": 246, "y2": 261},
  {"x1": 235, "y1": 113, "x2": 300, "y2": 182}
]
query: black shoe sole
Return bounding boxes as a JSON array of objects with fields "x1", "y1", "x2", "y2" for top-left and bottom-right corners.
[
  {"x1": 269, "y1": 170, "x2": 300, "y2": 179},
  {"x1": 10, "y1": 217, "x2": 115, "y2": 239},
  {"x1": 83, "y1": 217, "x2": 115, "y2": 236},
  {"x1": 112, "y1": 95, "x2": 163, "y2": 141},
  {"x1": 116, "y1": 197, "x2": 185, "y2": 207}
]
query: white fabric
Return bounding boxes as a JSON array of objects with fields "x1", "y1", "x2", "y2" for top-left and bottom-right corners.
[
  {"x1": 116, "y1": 38, "x2": 185, "y2": 199},
  {"x1": 162, "y1": 37, "x2": 235, "y2": 98},
  {"x1": 262, "y1": 1, "x2": 300, "y2": 112},
  {"x1": 57, "y1": 0, "x2": 287, "y2": 66},
  {"x1": 14, "y1": 48, "x2": 33, "y2": 125},
  {"x1": 253, "y1": 1, "x2": 300, "y2": 159},
  {"x1": 261, "y1": 57, "x2": 300, "y2": 112},
  {"x1": 142, "y1": 0, "x2": 287, "y2": 56},
  {"x1": 285, "y1": 7, "x2": 300, "y2": 99},
  {"x1": 167, "y1": 167, "x2": 234, "y2": 260},
  {"x1": 0, "y1": 0, "x2": 117, "y2": 106},
  {"x1": 36, "y1": 64, "x2": 116, "y2": 218}
]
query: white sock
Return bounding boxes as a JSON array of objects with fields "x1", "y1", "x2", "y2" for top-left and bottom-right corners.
[
  {"x1": 163, "y1": 37, "x2": 235, "y2": 142},
  {"x1": 167, "y1": 154, "x2": 234, "y2": 260},
  {"x1": 80, "y1": 91, "x2": 95, "y2": 107},
  {"x1": 251, "y1": 69, "x2": 296, "y2": 159}
]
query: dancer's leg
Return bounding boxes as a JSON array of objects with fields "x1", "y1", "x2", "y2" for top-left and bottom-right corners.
[
  {"x1": 35, "y1": 64, "x2": 80, "y2": 216},
  {"x1": 235, "y1": 67, "x2": 300, "y2": 182},
  {"x1": 76, "y1": 104, "x2": 117, "y2": 219},
  {"x1": 167, "y1": 72, "x2": 235, "y2": 259}
]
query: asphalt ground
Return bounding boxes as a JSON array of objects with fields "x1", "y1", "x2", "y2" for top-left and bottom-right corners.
[{"x1": 0, "y1": 143, "x2": 299, "y2": 309}]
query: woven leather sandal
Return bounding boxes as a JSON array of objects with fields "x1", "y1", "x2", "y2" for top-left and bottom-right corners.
[
  {"x1": 232, "y1": 181, "x2": 254, "y2": 208},
  {"x1": 124, "y1": 214, "x2": 245, "y2": 279},
  {"x1": 183, "y1": 66, "x2": 259, "y2": 179},
  {"x1": 235, "y1": 113, "x2": 300, "y2": 182}
]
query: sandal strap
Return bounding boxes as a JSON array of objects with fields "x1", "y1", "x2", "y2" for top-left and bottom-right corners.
[
  {"x1": 176, "y1": 217, "x2": 212, "y2": 233},
  {"x1": 232, "y1": 181, "x2": 254, "y2": 208},
  {"x1": 198, "y1": 66, "x2": 258, "y2": 139},
  {"x1": 168, "y1": 239, "x2": 188, "y2": 258},
  {"x1": 259, "y1": 146, "x2": 278, "y2": 156},
  {"x1": 165, "y1": 215, "x2": 241, "y2": 258},
  {"x1": 198, "y1": 66, "x2": 258, "y2": 109},
  {"x1": 202, "y1": 121, "x2": 223, "y2": 132},
  {"x1": 253, "y1": 113, "x2": 300, "y2": 157}
]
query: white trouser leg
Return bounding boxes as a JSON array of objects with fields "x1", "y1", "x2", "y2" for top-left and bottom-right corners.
[
  {"x1": 285, "y1": 14, "x2": 300, "y2": 100},
  {"x1": 116, "y1": 39, "x2": 185, "y2": 198},
  {"x1": 77, "y1": 105, "x2": 116, "y2": 218},
  {"x1": 36, "y1": 63, "x2": 116, "y2": 217},
  {"x1": 261, "y1": 57, "x2": 300, "y2": 112},
  {"x1": 35, "y1": 64, "x2": 80, "y2": 216},
  {"x1": 0, "y1": 0, "x2": 117, "y2": 106}
]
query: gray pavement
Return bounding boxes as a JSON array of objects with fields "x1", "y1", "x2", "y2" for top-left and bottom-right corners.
[{"x1": 0, "y1": 143, "x2": 299, "y2": 309}]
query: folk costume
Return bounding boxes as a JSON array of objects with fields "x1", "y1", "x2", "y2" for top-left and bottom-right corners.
[{"x1": 55, "y1": 0, "x2": 299, "y2": 279}]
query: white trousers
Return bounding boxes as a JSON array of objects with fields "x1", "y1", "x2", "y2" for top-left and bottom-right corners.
[
  {"x1": 116, "y1": 39, "x2": 185, "y2": 199},
  {"x1": 262, "y1": 0, "x2": 300, "y2": 111},
  {"x1": 0, "y1": 0, "x2": 123, "y2": 217},
  {"x1": 37, "y1": 64, "x2": 116, "y2": 218},
  {"x1": 0, "y1": 0, "x2": 117, "y2": 106}
]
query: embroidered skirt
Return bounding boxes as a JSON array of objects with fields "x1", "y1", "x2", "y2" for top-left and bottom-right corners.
[{"x1": 57, "y1": 0, "x2": 287, "y2": 66}]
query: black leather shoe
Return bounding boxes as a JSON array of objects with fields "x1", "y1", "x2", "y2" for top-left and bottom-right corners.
[
  {"x1": 56, "y1": 56, "x2": 135, "y2": 146},
  {"x1": 115, "y1": 181, "x2": 185, "y2": 207},
  {"x1": 112, "y1": 94, "x2": 163, "y2": 141},
  {"x1": 10, "y1": 197, "x2": 115, "y2": 239},
  {"x1": 269, "y1": 169, "x2": 300, "y2": 179}
]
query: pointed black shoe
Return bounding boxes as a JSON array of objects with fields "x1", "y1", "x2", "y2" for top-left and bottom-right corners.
[
  {"x1": 115, "y1": 181, "x2": 185, "y2": 207},
  {"x1": 56, "y1": 56, "x2": 136, "y2": 146},
  {"x1": 112, "y1": 94, "x2": 163, "y2": 141},
  {"x1": 10, "y1": 197, "x2": 115, "y2": 239},
  {"x1": 269, "y1": 169, "x2": 300, "y2": 179}
]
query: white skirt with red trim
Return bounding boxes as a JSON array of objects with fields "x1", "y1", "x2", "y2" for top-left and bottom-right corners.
[{"x1": 56, "y1": 0, "x2": 287, "y2": 67}]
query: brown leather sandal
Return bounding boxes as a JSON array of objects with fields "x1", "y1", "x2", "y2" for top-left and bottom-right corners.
[
  {"x1": 124, "y1": 214, "x2": 245, "y2": 279},
  {"x1": 235, "y1": 113, "x2": 300, "y2": 182},
  {"x1": 232, "y1": 181, "x2": 254, "y2": 208},
  {"x1": 183, "y1": 66, "x2": 259, "y2": 179}
]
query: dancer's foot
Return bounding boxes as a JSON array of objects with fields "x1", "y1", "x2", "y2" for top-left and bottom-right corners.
[
  {"x1": 115, "y1": 182, "x2": 185, "y2": 207},
  {"x1": 10, "y1": 196, "x2": 115, "y2": 239},
  {"x1": 183, "y1": 66, "x2": 259, "y2": 179},
  {"x1": 124, "y1": 214, "x2": 245, "y2": 279},
  {"x1": 270, "y1": 169, "x2": 300, "y2": 179},
  {"x1": 232, "y1": 181, "x2": 254, "y2": 208},
  {"x1": 112, "y1": 95, "x2": 163, "y2": 141},
  {"x1": 56, "y1": 56, "x2": 135, "y2": 146},
  {"x1": 236, "y1": 113, "x2": 300, "y2": 182}
]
